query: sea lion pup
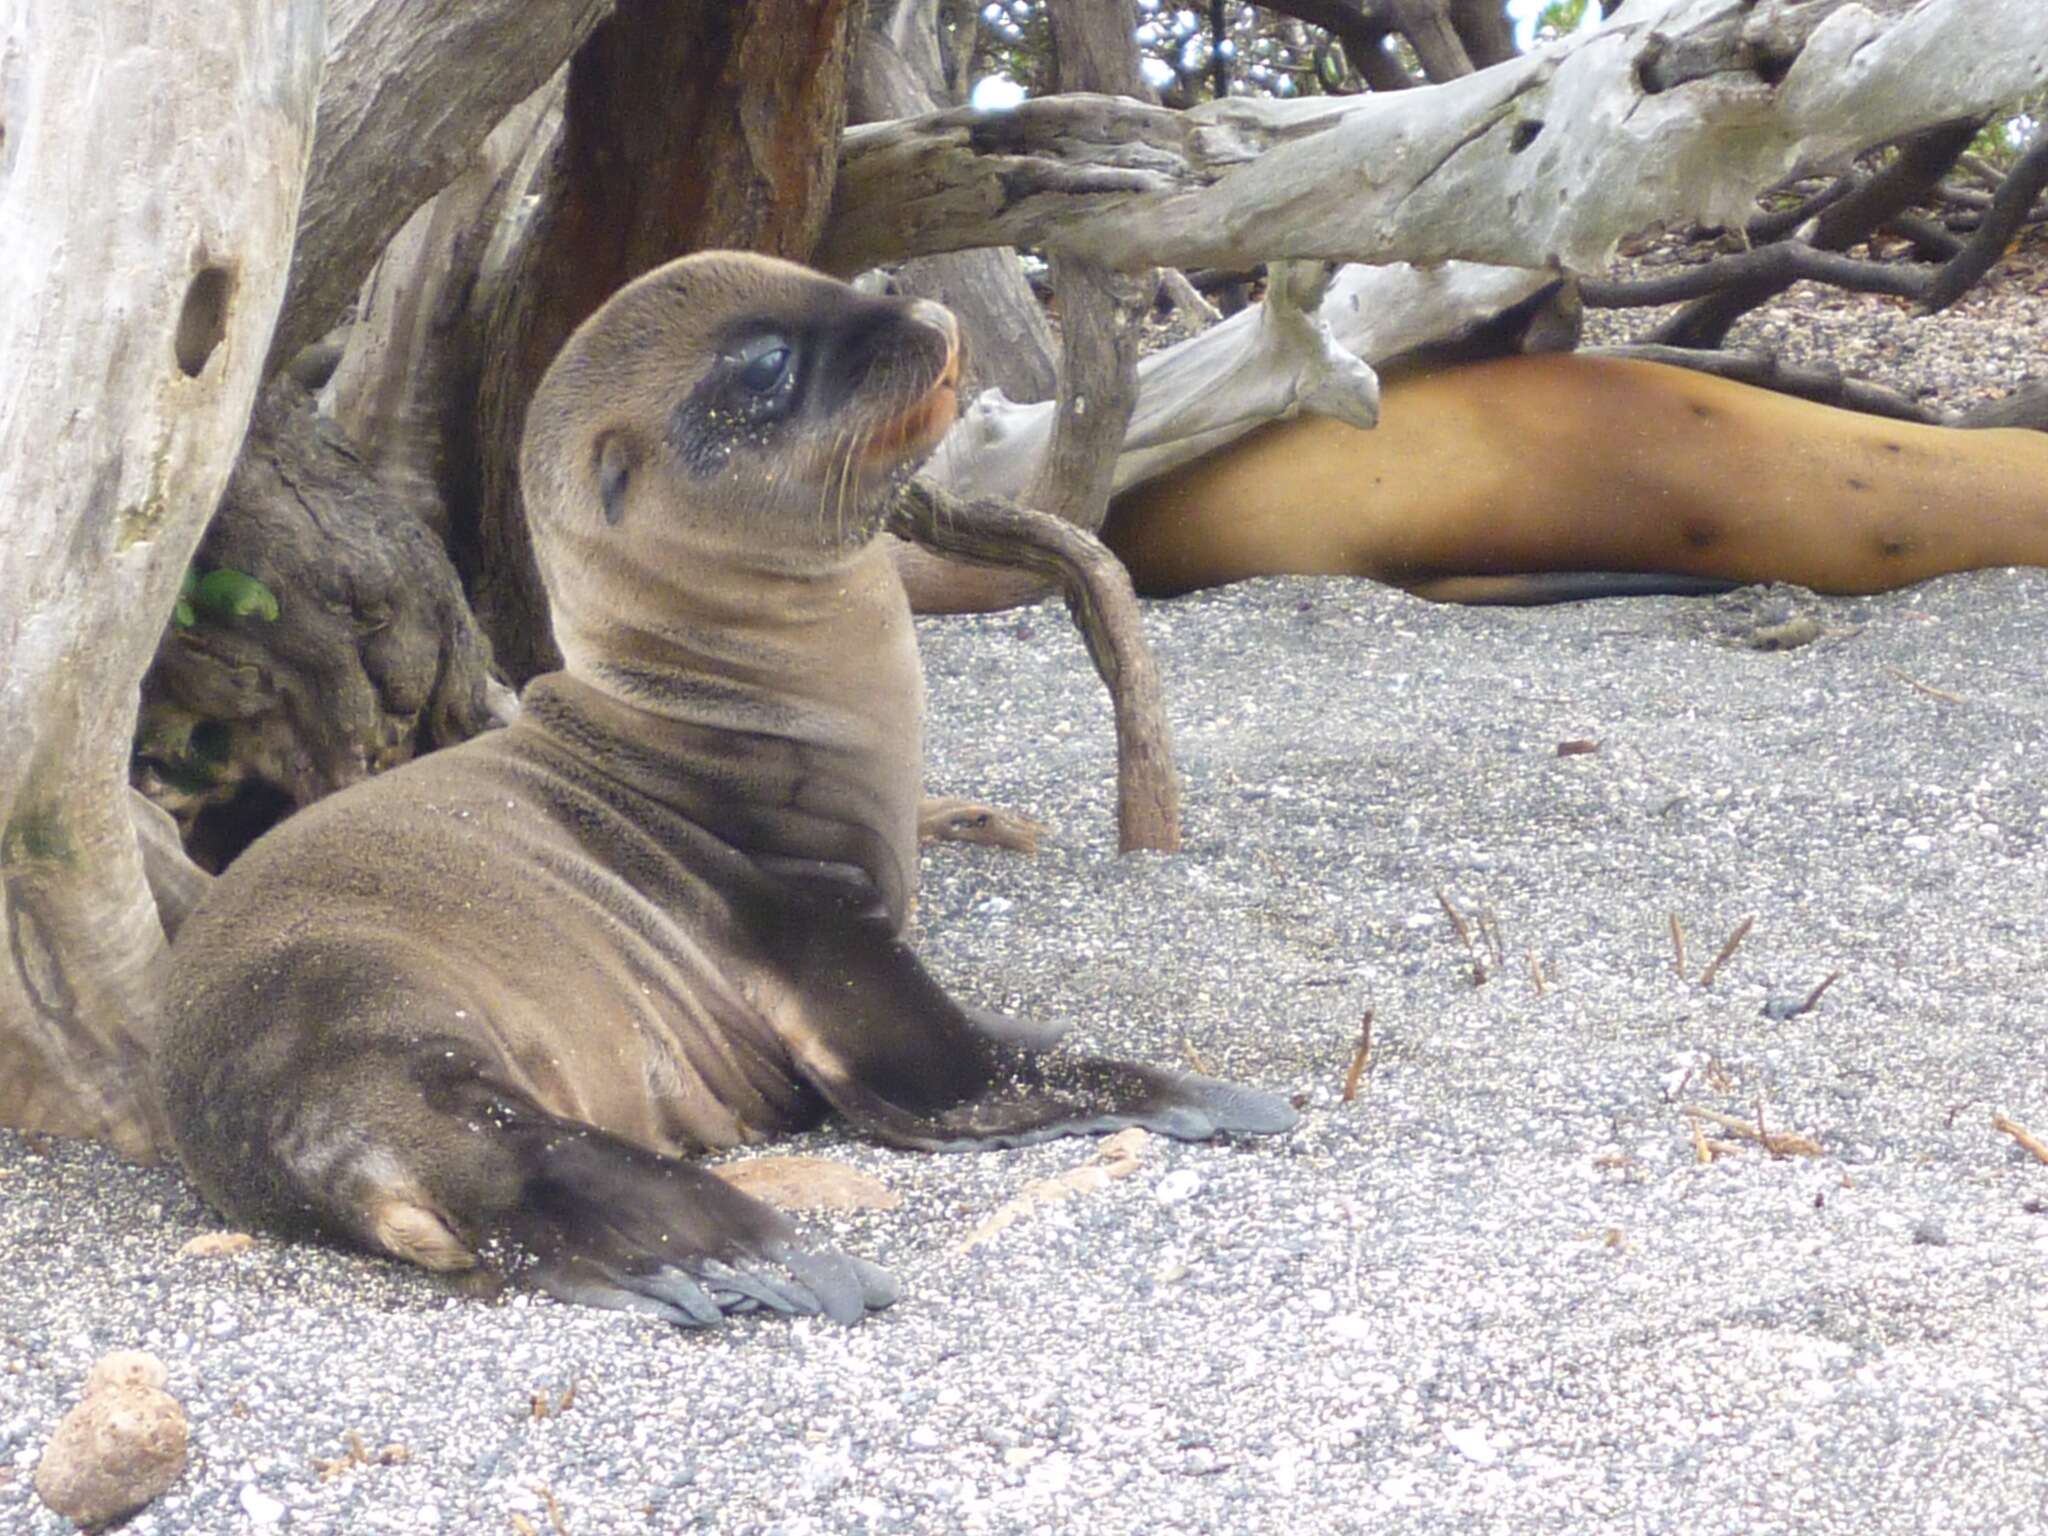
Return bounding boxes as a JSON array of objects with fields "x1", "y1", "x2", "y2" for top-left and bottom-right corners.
[
  {"x1": 160, "y1": 253, "x2": 1294, "y2": 1329},
  {"x1": 1102, "y1": 352, "x2": 2048, "y2": 603}
]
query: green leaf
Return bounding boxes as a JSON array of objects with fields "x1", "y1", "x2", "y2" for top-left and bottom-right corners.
[
  {"x1": 192, "y1": 568, "x2": 280, "y2": 623},
  {"x1": 173, "y1": 599, "x2": 196, "y2": 628}
]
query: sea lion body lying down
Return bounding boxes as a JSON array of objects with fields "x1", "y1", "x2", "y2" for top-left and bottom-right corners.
[
  {"x1": 160, "y1": 253, "x2": 1293, "y2": 1327},
  {"x1": 1104, "y1": 352, "x2": 2048, "y2": 605}
]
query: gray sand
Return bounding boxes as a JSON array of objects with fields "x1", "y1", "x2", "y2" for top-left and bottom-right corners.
[{"x1": 6, "y1": 570, "x2": 2048, "y2": 1534}]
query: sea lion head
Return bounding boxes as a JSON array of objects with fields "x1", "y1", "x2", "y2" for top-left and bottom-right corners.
[{"x1": 520, "y1": 251, "x2": 961, "y2": 627}]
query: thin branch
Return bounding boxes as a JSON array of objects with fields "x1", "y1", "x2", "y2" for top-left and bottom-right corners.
[
  {"x1": 888, "y1": 480, "x2": 1181, "y2": 853},
  {"x1": 1923, "y1": 128, "x2": 2048, "y2": 312},
  {"x1": 1696, "y1": 914, "x2": 1754, "y2": 989},
  {"x1": 1582, "y1": 243, "x2": 1931, "y2": 308},
  {"x1": 1647, "y1": 118, "x2": 1982, "y2": 347}
]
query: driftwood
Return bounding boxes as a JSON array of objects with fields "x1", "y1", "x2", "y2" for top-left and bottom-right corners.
[
  {"x1": 0, "y1": 3, "x2": 326, "y2": 1155},
  {"x1": 888, "y1": 485, "x2": 1181, "y2": 854},
  {"x1": 265, "y1": 0, "x2": 613, "y2": 375},
  {"x1": 923, "y1": 260, "x2": 1545, "y2": 510},
  {"x1": 821, "y1": 0, "x2": 2048, "y2": 276},
  {"x1": 137, "y1": 383, "x2": 497, "y2": 871}
]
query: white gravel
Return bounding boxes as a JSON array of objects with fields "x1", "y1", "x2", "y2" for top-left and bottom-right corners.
[{"x1": 7, "y1": 564, "x2": 2048, "y2": 1534}]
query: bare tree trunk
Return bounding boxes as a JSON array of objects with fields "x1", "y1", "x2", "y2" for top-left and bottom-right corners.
[
  {"x1": 265, "y1": 0, "x2": 614, "y2": 376},
  {"x1": 1391, "y1": 0, "x2": 1476, "y2": 80},
  {"x1": 1036, "y1": 0, "x2": 1179, "y2": 853},
  {"x1": 325, "y1": 85, "x2": 562, "y2": 543},
  {"x1": 465, "y1": 0, "x2": 863, "y2": 684},
  {"x1": 1033, "y1": 0, "x2": 1149, "y2": 525},
  {"x1": 1448, "y1": 0, "x2": 1517, "y2": 69},
  {"x1": 890, "y1": 0, "x2": 1155, "y2": 616},
  {"x1": 0, "y1": 1, "x2": 326, "y2": 1155}
]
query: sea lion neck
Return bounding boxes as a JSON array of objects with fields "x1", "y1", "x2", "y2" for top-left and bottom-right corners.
[{"x1": 519, "y1": 540, "x2": 925, "y2": 929}]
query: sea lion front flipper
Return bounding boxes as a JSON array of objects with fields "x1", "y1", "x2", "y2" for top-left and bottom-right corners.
[
  {"x1": 768, "y1": 911, "x2": 1297, "y2": 1151},
  {"x1": 423, "y1": 1070, "x2": 897, "y2": 1328}
]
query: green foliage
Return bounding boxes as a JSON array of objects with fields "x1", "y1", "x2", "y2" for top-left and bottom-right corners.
[
  {"x1": 969, "y1": 2, "x2": 1364, "y2": 104},
  {"x1": 1535, "y1": 0, "x2": 1591, "y2": 39},
  {"x1": 176, "y1": 565, "x2": 280, "y2": 627},
  {"x1": 1971, "y1": 98, "x2": 2044, "y2": 169}
]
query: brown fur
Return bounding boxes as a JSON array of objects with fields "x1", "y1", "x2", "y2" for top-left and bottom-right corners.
[
  {"x1": 158, "y1": 254, "x2": 1291, "y2": 1329},
  {"x1": 1103, "y1": 354, "x2": 2048, "y2": 600}
]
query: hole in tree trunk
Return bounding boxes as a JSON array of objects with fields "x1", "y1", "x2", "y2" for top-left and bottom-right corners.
[{"x1": 174, "y1": 265, "x2": 234, "y2": 378}]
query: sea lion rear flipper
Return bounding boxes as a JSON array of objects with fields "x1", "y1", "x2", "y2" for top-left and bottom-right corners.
[
  {"x1": 505, "y1": 1131, "x2": 898, "y2": 1327},
  {"x1": 771, "y1": 915, "x2": 1297, "y2": 1151},
  {"x1": 416, "y1": 1066, "x2": 897, "y2": 1328}
]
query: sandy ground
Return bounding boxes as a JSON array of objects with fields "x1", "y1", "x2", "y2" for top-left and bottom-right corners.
[{"x1": 6, "y1": 566, "x2": 2048, "y2": 1534}]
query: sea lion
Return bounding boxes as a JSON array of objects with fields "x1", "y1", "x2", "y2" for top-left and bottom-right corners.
[
  {"x1": 159, "y1": 252, "x2": 1294, "y2": 1329},
  {"x1": 1102, "y1": 352, "x2": 2048, "y2": 603}
]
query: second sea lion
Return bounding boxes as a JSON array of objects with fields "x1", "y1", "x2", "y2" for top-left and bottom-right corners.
[{"x1": 1102, "y1": 352, "x2": 2048, "y2": 603}]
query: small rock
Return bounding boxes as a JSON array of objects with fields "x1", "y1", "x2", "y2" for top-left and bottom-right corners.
[
  {"x1": 1445, "y1": 1425, "x2": 1497, "y2": 1466},
  {"x1": 239, "y1": 1482, "x2": 288, "y2": 1525},
  {"x1": 178, "y1": 1231, "x2": 256, "y2": 1260},
  {"x1": 83, "y1": 1352, "x2": 168, "y2": 1397},
  {"x1": 33, "y1": 1352, "x2": 188, "y2": 1528},
  {"x1": 1155, "y1": 1169, "x2": 1202, "y2": 1205},
  {"x1": 713, "y1": 1156, "x2": 901, "y2": 1212}
]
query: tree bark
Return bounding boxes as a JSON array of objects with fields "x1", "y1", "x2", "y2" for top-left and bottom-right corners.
[
  {"x1": 1390, "y1": 0, "x2": 1477, "y2": 81},
  {"x1": 466, "y1": 0, "x2": 863, "y2": 685},
  {"x1": 1033, "y1": 0, "x2": 1151, "y2": 527},
  {"x1": 137, "y1": 382, "x2": 498, "y2": 871},
  {"x1": 325, "y1": 84, "x2": 562, "y2": 544},
  {"x1": 0, "y1": 1, "x2": 326, "y2": 1155},
  {"x1": 1448, "y1": 0, "x2": 1517, "y2": 70},
  {"x1": 264, "y1": 0, "x2": 614, "y2": 376},
  {"x1": 1257, "y1": 0, "x2": 1415, "y2": 92},
  {"x1": 820, "y1": 0, "x2": 2048, "y2": 277}
]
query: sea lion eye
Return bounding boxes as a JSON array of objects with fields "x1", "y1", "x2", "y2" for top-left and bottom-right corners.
[{"x1": 734, "y1": 337, "x2": 793, "y2": 397}]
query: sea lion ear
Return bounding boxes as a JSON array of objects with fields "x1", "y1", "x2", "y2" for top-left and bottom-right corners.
[{"x1": 595, "y1": 432, "x2": 636, "y2": 526}]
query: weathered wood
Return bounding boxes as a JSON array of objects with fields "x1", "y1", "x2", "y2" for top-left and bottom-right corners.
[
  {"x1": 325, "y1": 83, "x2": 562, "y2": 542},
  {"x1": 923, "y1": 261, "x2": 1541, "y2": 512},
  {"x1": 0, "y1": 1, "x2": 326, "y2": 1155},
  {"x1": 888, "y1": 486, "x2": 1181, "y2": 855},
  {"x1": 820, "y1": 0, "x2": 2048, "y2": 277},
  {"x1": 265, "y1": 0, "x2": 613, "y2": 375},
  {"x1": 138, "y1": 382, "x2": 498, "y2": 870},
  {"x1": 1031, "y1": 0, "x2": 1152, "y2": 529}
]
